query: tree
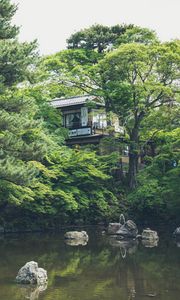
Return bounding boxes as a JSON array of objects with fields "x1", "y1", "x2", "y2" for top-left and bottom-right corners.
[
  {"x1": 128, "y1": 127, "x2": 180, "y2": 223},
  {"x1": 0, "y1": 0, "x2": 47, "y2": 212},
  {"x1": 0, "y1": 0, "x2": 19, "y2": 39},
  {"x1": 0, "y1": 0, "x2": 37, "y2": 88},
  {"x1": 0, "y1": 40, "x2": 37, "y2": 87},
  {"x1": 115, "y1": 26, "x2": 158, "y2": 46},
  {"x1": 0, "y1": 90, "x2": 48, "y2": 210},
  {"x1": 26, "y1": 149, "x2": 119, "y2": 224},
  {"x1": 34, "y1": 48, "x2": 102, "y2": 99},
  {"x1": 93, "y1": 41, "x2": 180, "y2": 188},
  {"x1": 38, "y1": 25, "x2": 158, "y2": 100},
  {"x1": 67, "y1": 24, "x2": 134, "y2": 53}
]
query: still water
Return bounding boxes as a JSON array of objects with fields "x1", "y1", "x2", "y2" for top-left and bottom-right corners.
[{"x1": 0, "y1": 228, "x2": 179, "y2": 300}]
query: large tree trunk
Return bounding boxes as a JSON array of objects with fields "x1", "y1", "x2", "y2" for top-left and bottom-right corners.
[{"x1": 128, "y1": 128, "x2": 139, "y2": 189}]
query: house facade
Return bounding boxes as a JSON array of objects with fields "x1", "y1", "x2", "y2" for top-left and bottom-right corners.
[{"x1": 51, "y1": 95, "x2": 122, "y2": 145}]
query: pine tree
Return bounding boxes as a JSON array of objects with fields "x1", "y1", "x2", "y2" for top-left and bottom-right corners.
[
  {"x1": 0, "y1": 0, "x2": 37, "y2": 87},
  {"x1": 0, "y1": 0, "x2": 46, "y2": 212},
  {"x1": 0, "y1": 0, "x2": 19, "y2": 39}
]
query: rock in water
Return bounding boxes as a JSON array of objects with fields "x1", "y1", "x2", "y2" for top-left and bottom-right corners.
[
  {"x1": 116, "y1": 220, "x2": 138, "y2": 238},
  {"x1": 64, "y1": 231, "x2": 89, "y2": 241},
  {"x1": 16, "y1": 261, "x2": 47, "y2": 285},
  {"x1": 108, "y1": 216, "x2": 138, "y2": 238},
  {"x1": 37, "y1": 268, "x2": 48, "y2": 285},
  {"x1": 107, "y1": 223, "x2": 121, "y2": 235},
  {"x1": 142, "y1": 229, "x2": 159, "y2": 241}
]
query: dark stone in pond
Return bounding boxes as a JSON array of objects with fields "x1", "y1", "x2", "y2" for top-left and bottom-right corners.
[
  {"x1": 107, "y1": 223, "x2": 121, "y2": 235},
  {"x1": 116, "y1": 220, "x2": 138, "y2": 238},
  {"x1": 108, "y1": 216, "x2": 138, "y2": 238},
  {"x1": 142, "y1": 228, "x2": 159, "y2": 241}
]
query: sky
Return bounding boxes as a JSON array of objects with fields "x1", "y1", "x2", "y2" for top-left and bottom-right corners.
[{"x1": 12, "y1": 0, "x2": 180, "y2": 55}]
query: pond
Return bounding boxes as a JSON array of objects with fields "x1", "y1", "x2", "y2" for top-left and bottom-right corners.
[{"x1": 0, "y1": 228, "x2": 179, "y2": 300}]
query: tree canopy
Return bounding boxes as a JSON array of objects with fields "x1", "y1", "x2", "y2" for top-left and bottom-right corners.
[
  {"x1": 0, "y1": 0, "x2": 48, "y2": 211},
  {"x1": 70, "y1": 41, "x2": 180, "y2": 188},
  {"x1": 67, "y1": 24, "x2": 158, "y2": 53},
  {"x1": 0, "y1": 0, "x2": 19, "y2": 39},
  {"x1": 67, "y1": 24, "x2": 134, "y2": 53}
]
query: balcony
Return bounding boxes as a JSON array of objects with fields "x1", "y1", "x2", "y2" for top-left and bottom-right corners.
[{"x1": 67, "y1": 121, "x2": 107, "y2": 138}]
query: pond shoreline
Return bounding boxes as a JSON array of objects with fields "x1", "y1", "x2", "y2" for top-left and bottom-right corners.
[{"x1": 0, "y1": 224, "x2": 107, "y2": 235}]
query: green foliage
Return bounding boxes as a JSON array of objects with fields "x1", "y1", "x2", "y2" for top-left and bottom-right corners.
[
  {"x1": 0, "y1": 0, "x2": 50, "y2": 218},
  {"x1": 67, "y1": 24, "x2": 134, "y2": 53},
  {"x1": 97, "y1": 42, "x2": 180, "y2": 122},
  {"x1": 0, "y1": 40, "x2": 38, "y2": 86},
  {"x1": 26, "y1": 149, "x2": 119, "y2": 223},
  {"x1": 0, "y1": 0, "x2": 37, "y2": 88},
  {"x1": 52, "y1": 28, "x2": 180, "y2": 190},
  {"x1": 36, "y1": 48, "x2": 102, "y2": 99},
  {"x1": 115, "y1": 26, "x2": 158, "y2": 46},
  {"x1": 18, "y1": 85, "x2": 68, "y2": 144},
  {"x1": 0, "y1": 0, "x2": 19, "y2": 39},
  {"x1": 93, "y1": 41, "x2": 180, "y2": 188},
  {"x1": 128, "y1": 128, "x2": 180, "y2": 223},
  {"x1": 0, "y1": 90, "x2": 48, "y2": 208}
]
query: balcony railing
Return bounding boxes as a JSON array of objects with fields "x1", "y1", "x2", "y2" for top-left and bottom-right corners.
[
  {"x1": 67, "y1": 121, "x2": 107, "y2": 138},
  {"x1": 66, "y1": 121, "x2": 92, "y2": 129},
  {"x1": 66, "y1": 121, "x2": 106, "y2": 130}
]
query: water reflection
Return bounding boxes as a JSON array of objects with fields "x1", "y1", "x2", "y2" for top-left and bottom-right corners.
[
  {"x1": 109, "y1": 237, "x2": 138, "y2": 258},
  {"x1": 19, "y1": 284, "x2": 47, "y2": 300},
  {"x1": 0, "y1": 231, "x2": 179, "y2": 300},
  {"x1": 141, "y1": 238, "x2": 159, "y2": 248},
  {"x1": 65, "y1": 239, "x2": 88, "y2": 246}
]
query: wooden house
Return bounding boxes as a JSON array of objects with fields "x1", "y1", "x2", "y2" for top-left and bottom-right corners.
[{"x1": 51, "y1": 95, "x2": 122, "y2": 146}]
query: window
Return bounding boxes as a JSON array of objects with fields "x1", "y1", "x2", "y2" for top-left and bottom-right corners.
[{"x1": 65, "y1": 113, "x2": 81, "y2": 128}]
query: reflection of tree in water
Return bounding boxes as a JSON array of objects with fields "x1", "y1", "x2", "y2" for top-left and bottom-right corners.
[
  {"x1": 21, "y1": 236, "x2": 180, "y2": 300},
  {"x1": 0, "y1": 233, "x2": 180, "y2": 300},
  {"x1": 42, "y1": 240, "x2": 149, "y2": 300}
]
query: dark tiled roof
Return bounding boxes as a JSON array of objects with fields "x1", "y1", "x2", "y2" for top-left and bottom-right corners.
[{"x1": 51, "y1": 95, "x2": 104, "y2": 108}]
